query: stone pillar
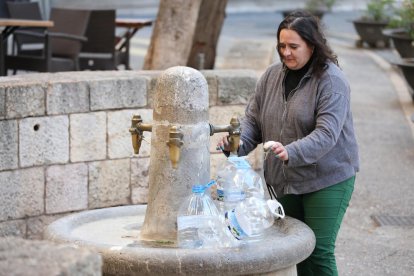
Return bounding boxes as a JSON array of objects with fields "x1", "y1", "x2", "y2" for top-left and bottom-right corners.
[{"x1": 140, "y1": 66, "x2": 210, "y2": 242}]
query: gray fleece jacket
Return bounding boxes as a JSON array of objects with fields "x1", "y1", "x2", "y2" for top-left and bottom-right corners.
[{"x1": 238, "y1": 61, "x2": 359, "y2": 197}]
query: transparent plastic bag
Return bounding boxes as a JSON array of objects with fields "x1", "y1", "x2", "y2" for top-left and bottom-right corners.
[
  {"x1": 216, "y1": 155, "x2": 265, "y2": 213},
  {"x1": 177, "y1": 182, "x2": 239, "y2": 249},
  {"x1": 225, "y1": 197, "x2": 285, "y2": 241}
]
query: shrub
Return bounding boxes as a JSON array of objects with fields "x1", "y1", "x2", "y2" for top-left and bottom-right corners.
[
  {"x1": 362, "y1": 0, "x2": 395, "y2": 22},
  {"x1": 305, "y1": 0, "x2": 338, "y2": 12},
  {"x1": 391, "y1": 0, "x2": 414, "y2": 38}
]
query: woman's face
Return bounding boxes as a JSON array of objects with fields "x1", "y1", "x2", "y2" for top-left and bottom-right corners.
[{"x1": 278, "y1": 29, "x2": 314, "y2": 70}]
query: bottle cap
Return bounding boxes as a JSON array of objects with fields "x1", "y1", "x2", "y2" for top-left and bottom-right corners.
[
  {"x1": 192, "y1": 185, "x2": 205, "y2": 193},
  {"x1": 191, "y1": 180, "x2": 217, "y2": 193}
]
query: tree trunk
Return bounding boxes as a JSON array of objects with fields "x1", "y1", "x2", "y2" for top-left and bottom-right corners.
[
  {"x1": 143, "y1": 0, "x2": 203, "y2": 70},
  {"x1": 187, "y1": 0, "x2": 228, "y2": 69}
]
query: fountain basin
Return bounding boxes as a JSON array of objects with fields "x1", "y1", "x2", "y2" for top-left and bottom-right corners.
[{"x1": 45, "y1": 205, "x2": 315, "y2": 276}]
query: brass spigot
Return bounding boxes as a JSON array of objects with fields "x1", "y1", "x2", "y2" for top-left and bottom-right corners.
[
  {"x1": 166, "y1": 125, "x2": 184, "y2": 169},
  {"x1": 129, "y1": 114, "x2": 152, "y2": 154},
  {"x1": 209, "y1": 116, "x2": 241, "y2": 154}
]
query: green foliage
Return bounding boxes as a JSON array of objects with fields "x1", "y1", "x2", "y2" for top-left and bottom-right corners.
[
  {"x1": 363, "y1": 0, "x2": 395, "y2": 21},
  {"x1": 305, "y1": 0, "x2": 338, "y2": 11},
  {"x1": 388, "y1": 0, "x2": 414, "y2": 38}
]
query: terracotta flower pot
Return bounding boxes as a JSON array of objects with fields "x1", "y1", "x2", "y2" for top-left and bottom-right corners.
[
  {"x1": 352, "y1": 19, "x2": 390, "y2": 48},
  {"x1": 383, "y1": 29, "x2": 414, "y2": 58},
  {"x1": 394, "y1": 58, "x2": 414, "y2": 101}
]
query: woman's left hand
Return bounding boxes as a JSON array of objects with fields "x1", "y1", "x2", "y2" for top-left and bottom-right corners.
[{"x1": 268, "y1": 141, "x2": 289, "y2": 161}]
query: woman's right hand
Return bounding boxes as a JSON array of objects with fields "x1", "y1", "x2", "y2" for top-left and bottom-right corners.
[{"x1": 216, "y1": 135, "x2": 231, "y2": 152}]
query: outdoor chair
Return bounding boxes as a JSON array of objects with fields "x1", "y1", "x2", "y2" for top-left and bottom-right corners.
[
  {"x1": 6, "y1": 1, "x2": 45, "y2": 56},
  {"x1": 0, "y1": 0, "x2": 29, "y2": 18},
  {"x1": 79, "y1": 9, "x2": 123, "y2": 70},
  {"x1": 0, "y1": 0, "x2": 10, "y2": 17},
  {"x1": 5, "y1": 8, "x2": 90, "y2": 73},
  {"x1": 79, "y1": 9, "x2": 152, "y2": 70}
]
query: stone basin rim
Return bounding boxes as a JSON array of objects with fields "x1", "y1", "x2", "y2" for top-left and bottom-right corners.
[{"x1": 44, "y1": 205, "x2": 316, "y2": 275}]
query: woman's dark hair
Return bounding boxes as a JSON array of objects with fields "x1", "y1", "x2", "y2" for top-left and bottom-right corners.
[{"x1": 277, "y1": 10, "x2": 338, "y2": 77}]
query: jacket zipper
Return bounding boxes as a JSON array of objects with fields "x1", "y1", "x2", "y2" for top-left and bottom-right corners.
[
  {"x1": 280, "y1": 100, "x2": 289, "y2": 194},
  {"x1": 280, "y1": 73, "x2": 288, "y2": 192},
  {"x1": 280, "y1": 71, "x2": 311, "y2": 194}
]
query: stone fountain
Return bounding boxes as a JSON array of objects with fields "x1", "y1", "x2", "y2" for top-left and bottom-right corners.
[{"x1": 45, "y1": 66, "x2": 315, "y2": 276}]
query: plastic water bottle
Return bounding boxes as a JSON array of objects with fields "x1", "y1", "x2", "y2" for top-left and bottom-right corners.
[
  {"x1": 177, "y1": 183, "x2": 238, "y2": 249},
  {"x1": 216, "y1": 155, "x2": 265, "y2": 213},
  {"x1": 224, "y1": 197, "x2": 285, "y2": 241}
]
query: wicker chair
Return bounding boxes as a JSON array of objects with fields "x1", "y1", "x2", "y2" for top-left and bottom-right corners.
[
  {"x1": 0, "y1": 0, "x2": 29, "y2": 18},
  {"x1": 5, "y1": 8, "x2": 90, "y2": 73},
  {"x1": 79, "y1": 9, "x2": 123, "y2": 70},
  {"x1": 6, "y1": 1, "x2": 45, "y2": 56},
  {"x1": 79, "y1": 9, "x2": 152, "y2": 70}
]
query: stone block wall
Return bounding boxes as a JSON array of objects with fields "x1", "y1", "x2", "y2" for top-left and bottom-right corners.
[{"x1": 0, "y1": 69, "x2": 262, "y2": 239}]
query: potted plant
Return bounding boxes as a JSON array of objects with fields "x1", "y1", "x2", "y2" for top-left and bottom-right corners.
[
  {"x1": 385, "y1": 0, "x2": 414, "y2": 58},
  {"x1": 394, "y1": 58, "x2": 414, "y2": 101},
  {"x1": 305, "y1": 0, "x2": 337, "y2": 14},
  {"x1": 384, "y1": 0, "x2": 414, "y2": 101},
  {"x1": 281, "y1": 0, "x2": 338, "y2": 19},
  {"x1": 352, "y1": 0, "x2": 394, "y2": 48}
]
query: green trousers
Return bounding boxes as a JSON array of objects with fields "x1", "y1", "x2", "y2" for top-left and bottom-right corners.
[{"x1": 278, "y1": 176, "x2": 355, "y2": 276}]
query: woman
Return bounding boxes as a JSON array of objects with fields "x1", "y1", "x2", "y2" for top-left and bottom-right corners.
[{"x1": 218, "y1": 11, "x2": 359, "y2": 276}]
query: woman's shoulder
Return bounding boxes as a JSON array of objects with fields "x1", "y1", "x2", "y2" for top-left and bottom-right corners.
[
  {"x1": 266, "y1": 62, "x2": 284, "y2": 73},
  {"x1": 319, "y1": 62, "x2": 350, "y2": 96},
  {"x1": 259, "y1": 62, "x2": 284, "y2": 82},
  {"x1": 324, "y1": 61, "x2": 346, "y2": 79}
]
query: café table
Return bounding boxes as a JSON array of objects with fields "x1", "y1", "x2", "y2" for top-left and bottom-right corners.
[
  {"x1": 115, "y1": 18, "x2": 152, "y2": 56},
  {"x1": 0, "y1": 18, "x2": 54, "y2": 76}
]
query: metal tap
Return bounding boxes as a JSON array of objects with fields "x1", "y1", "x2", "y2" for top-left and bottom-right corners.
[
  {"x1": 129, "y1": 114, "x2": 152, "y2": 154},
  {"x1": 209, "y1": 116, "x2": 241, "y2": 154},
  {"x1": 166, "y1": 125, "x2": 183, "y2": 169}
]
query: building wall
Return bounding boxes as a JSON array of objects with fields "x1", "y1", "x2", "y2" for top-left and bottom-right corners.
[{"x1": 0, "y1": 69, "x2": 262, "y2": 239}]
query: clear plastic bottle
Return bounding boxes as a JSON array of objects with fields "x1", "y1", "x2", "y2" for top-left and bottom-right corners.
[
  {"x1": 216, "y1": 155, "x2": 265, "y2": 213},
  {"x1": 177, "y1": 184, "x2": 237, "y2": 249},
  {"x1": 224, "y1": 197, "x2": 285, "y2": 241}
]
